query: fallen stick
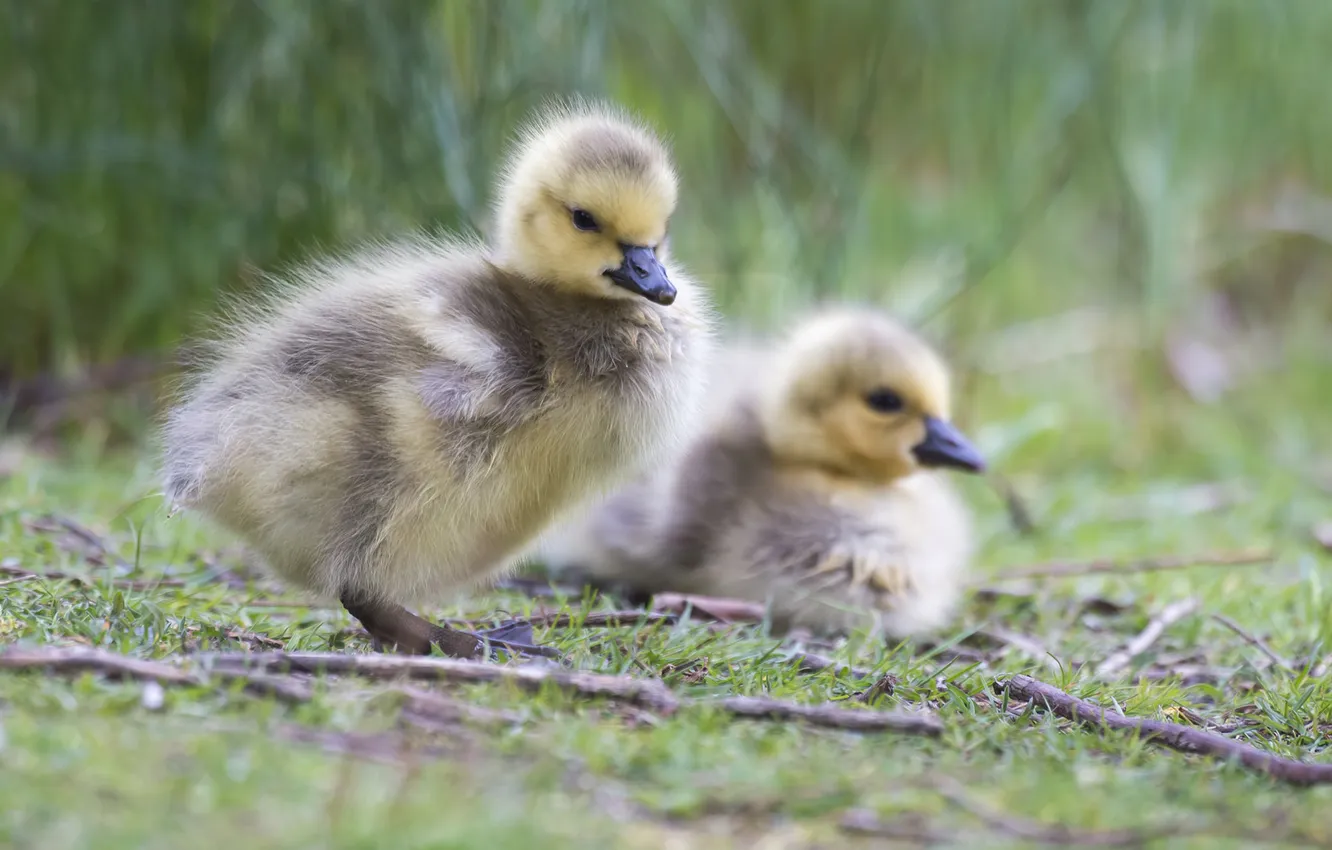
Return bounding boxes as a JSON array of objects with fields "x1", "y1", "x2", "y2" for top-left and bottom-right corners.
[
  {"x1": 996, "y1": 674, "x2": 1332, "y2": 786},
  {"x1": 930, "y1": 776, "x2": 1178, "y2": 845},
  {"x1": 975, "y1": 626, "x2": 1060, "y2": 669},
  {"x1": 241, "y1": 598, "x2": 337, "y2": 609},
  {"x1": 1210, "y1": 614, "x2": 1295, "y2": 672},
  {"x1": 525, "y1": 610, "x2": 678, "y2": 630},
  {"x1": 985, "y1": 550, "x2": 1271, "y2": 582},
  {"x1": 0, "y1": 563, "x2": 185, "y2": 591},
  {"x1": 842, "y1": 803, "x2": 1167, "y2": 846},
  {"x1": 787, "y1": 650, "x2": 874, "y2": 680},
  {"x1": 0, "y1": 645, "x2": 198, "y2": 684},
  {"x1": 0, "y1": 645, "x2": 313, "y2": 704},
  {"x1": 25, "y1": 513, "x2": 132, "y2": 569},
  {"x1": 1095, "y1": 598, "x2": 1199, "y2": 678},
  {"x1": 211, "y1": 651, "x2": 683, "y2": 715},
  {"x1": 713, "y1": 696, "x2": 942, "y2": 736},
  {"x1": 210, "y1": 669, "x2": 313, "y2": 705},
  {"x1": 651, "y1": 593, "x2": 766, "y2": 623},
  {"x1": 2, "y1": 646, "x2": 943, "y2": 738},
  {"x1": 494, "y1": 577, "x2": 587, "y2": 599},
  {"x1": 394, "y1": 686, "x2": 525, "y2": 729}
]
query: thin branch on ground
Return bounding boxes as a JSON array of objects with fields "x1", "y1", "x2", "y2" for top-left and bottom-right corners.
[
  {"x1": 1210, "y1": 614, "x2": 1295, "y2": 672},
  {"x1": 931, "y1": 776, "x2": 1177, "y2": 845},
  {"x1": 996, "y1": 674, "x2": 1332, "y2": 786},
  {"x1": 985, "y1": 550, "x2": 1271, "y2": 582},
  {"x1": 210, "y1": 669, "x2": 313, "y2": 704},
  {"x1": 838, "y1": 811, "x2": 960, "y2": 844},
  {"x1": 525, "y1": 610, "x2": 678, "y2": 630},
  {"x1": 1312, "y1": 521, "x2": 1332, "y2": 553},
  {"x1": 24, "y1": 513, "x2": 132, "y2": 569},
  {"x1": 223, "y1": 629, "x2": 286, "y2": 650},
  {"x1": 241, "y1": 598, "x2": 337, "y2": 609},
  {"x1": 839, "y1": 810, "x2": 1162, "y2": 846},
  {"x1": 712, "y1": 696, "x2": 942, "y2": 735},
  {"x1": 0, "y1": 563, "x2": 185, "y2": 591},
  {"x1": 842, "y1": 774, "x2": 1180, "y2": 846},
  {"x1": 0, "y1": 645, "x2": 314, "y2": 703},
  {"x1": 0, "y1": 645, "x2": 199, "y2": 684},
  {"x1": 975, "y1": 626, "x2": 1061, "y2": 669},
  {"x1": 916, "y1": 640, "x2": 993, "y2": 666},
  {"x1": 0, "y1": 573, "x2": 40, "y2": 587},
  {"x1": 787, "y1": 650, "x2": 874, "y2": 680},
  {"x1": 210, "y1": 651, "x2": 683, "y2": 715},
  {"x1": 275, "y1": 724, "x2": 451, "y2": 764},
  {"x1": 651, "y1": 593, "x2": 767, "y2": 623},
  {"x1": 853, "y1": 673, "x2": 898, "y2": 704},
  {"x1": 1312, "y1": 654, "x2": 1332, "y2": 679},
  {"x1": 494, "y1": 577, "x2": 587, "y2": 599},
  {"x1": 8, "y1": 645, "x2": 945, "y2": 736},
  {"x1": 1095, "y1": 598, "x2": 1199, "y2": 678},
  {"x1": 1140, "y1": 664, "x2": 1233, "y2": 686},
  {"x1": 991, "y1": 474, "x2": 1038, "y2": 536},
  {"x1": 394, "y1": 686, "x2": 525, "y2": 730}
]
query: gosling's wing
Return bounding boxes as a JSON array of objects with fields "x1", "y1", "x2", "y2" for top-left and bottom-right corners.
[
  {"x1": 652, "y1": 419, "x2": 770, "y2": 573},
  {"x1": 416, "y1": 356, "x2": 545, "y2": 432},
  {"x1": 722, "y1": 495, "x2": 907, "y2": 615},
  {"x1": 411, "y1": 266, "x2": 549, "y2": 433}
]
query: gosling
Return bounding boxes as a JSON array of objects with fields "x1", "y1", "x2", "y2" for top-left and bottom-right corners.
[
  {"x1": 162, "y1": 100, "x2": 712, "y2": 658},
  {"x1": 540, "y1": 309, "x2": 983, "y2": 638}
]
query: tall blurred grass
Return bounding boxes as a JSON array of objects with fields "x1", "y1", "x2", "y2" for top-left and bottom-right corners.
[{"x1": 2, "y1": 0, "x2": 1330, "y2": 381}]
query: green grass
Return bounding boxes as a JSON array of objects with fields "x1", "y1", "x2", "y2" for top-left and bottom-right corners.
[
  {"x1": 4, "y1": 1, "x2": 1332, "y2": 845},
  {"x1": 5, "y1": 0, "x2": 1332, "y2": 374},
  {"x1": 2, "y1": 341, "x2": 1330, "y2": 849}
]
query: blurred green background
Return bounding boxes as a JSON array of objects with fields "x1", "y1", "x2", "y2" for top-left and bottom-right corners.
[{"x1": 3, "y1": 0, "x2": 1329, "y2": 476}]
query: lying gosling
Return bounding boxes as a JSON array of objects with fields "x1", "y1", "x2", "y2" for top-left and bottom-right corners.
[
  {"x1": 541, "y1": 309, "x2": 982, "y2": 638},
  {"x1": 162, "y1": 100, "x2": 712, "y2": 658}
]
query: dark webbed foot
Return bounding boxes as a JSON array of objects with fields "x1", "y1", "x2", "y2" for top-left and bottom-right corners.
[
  {"x1": 341, "y1": 592, "x2": 560, "y2": 660},
  {"x1": 444, "y1": 620, "x2": 563, "y2": 660}
]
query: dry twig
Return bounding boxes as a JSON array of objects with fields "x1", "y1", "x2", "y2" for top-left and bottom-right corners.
[
  {"x1": 713, "y1": 696, "x2": 941, "y2": 735},
  {"x1": 393, "y1": 686, "x2": 524, "y2": 730},
  {"x1": 651, "y1": 593, "x2": 766, "y2": 623},
  {"x1": 975, "y1": 626, "x2": 1060, "y2": 669},
  {"x1": 241, "y1": 598, "x2": 336, "y2": 609},
  {"x1": 1312, "y1": 654, "x2": 1332, "y2": 679},
  {"x1": 1210, "y1": 614, "x2": 1295, "y2": 672},
  {"x1": 0, "y1": 645, "x2": 322, "y2": 703},
  {"x1": 788, "y1": 650, "x2": 874, "y2": 680},
  {"x1": 986, "y1": 549, "x2": 1272, "y2": 582},
  {"x1": 24, "y1": 514, "x2": 132, "y2": 569},
  {"x1": 1095, "y1": 598, "x2": 1199, "y2": 678},
  {"x1": 0, "y1": 645, "x2": 198, "y2": 684},
  {"x1": 3, "y1": 645, "x2": 935, "y2": 738},
  {"x1": 212, "y1": 651, "x2": 683, "y2": 715},
  {"x1": 0, "y1": 562, "x2": 184, "y2": 591},
  {"x1": 931, "y1": 776, "x2": 1178, "y2": 845},
  {"x1": 853, "y1": 673, "x2": 898, "y2": 704},
  {"x1": 210, "y1": 669, "x2": 313, "y2": 704},
  {"x1": 996, "y1": 674, "x2": 1332, "y2": 786},
  {"x1": 842, "y1": 779, "x2": 1176, "y2": 847},
  {"x1": 525, "y1": 610, "x2": 678, "y2": 630}
]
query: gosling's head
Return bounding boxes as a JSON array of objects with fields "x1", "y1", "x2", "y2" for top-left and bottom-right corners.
[
  {"x1": 491, "y1": 99, "x2": 679, "y2": 306},
  {"x1": 758, "y1": 310, "x2": 985, "y2": 484}
]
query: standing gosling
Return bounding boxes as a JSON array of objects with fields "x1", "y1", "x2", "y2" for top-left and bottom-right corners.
[
  {"x1": 540, "y1": 310, "x2": 983, "y2": 637},
  {"x1": 162, "y1": 101, "x2": 712, "y2": 658}
]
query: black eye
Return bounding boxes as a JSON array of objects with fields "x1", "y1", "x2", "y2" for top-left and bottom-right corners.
[
  {"x1": 865, "y1": 388, "x2": 904, "y2": 413},
  {"x1": 571, "y1": 208, "x2": 600, "y2": 232}
]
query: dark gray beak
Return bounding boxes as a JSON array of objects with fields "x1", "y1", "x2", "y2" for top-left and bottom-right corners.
[
  {"x1": 911, "y1": 416, "x2": 986, "y2": 473},
  {"x1": 606, "y1": 244, "x2": 676, "y2": 306}
]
